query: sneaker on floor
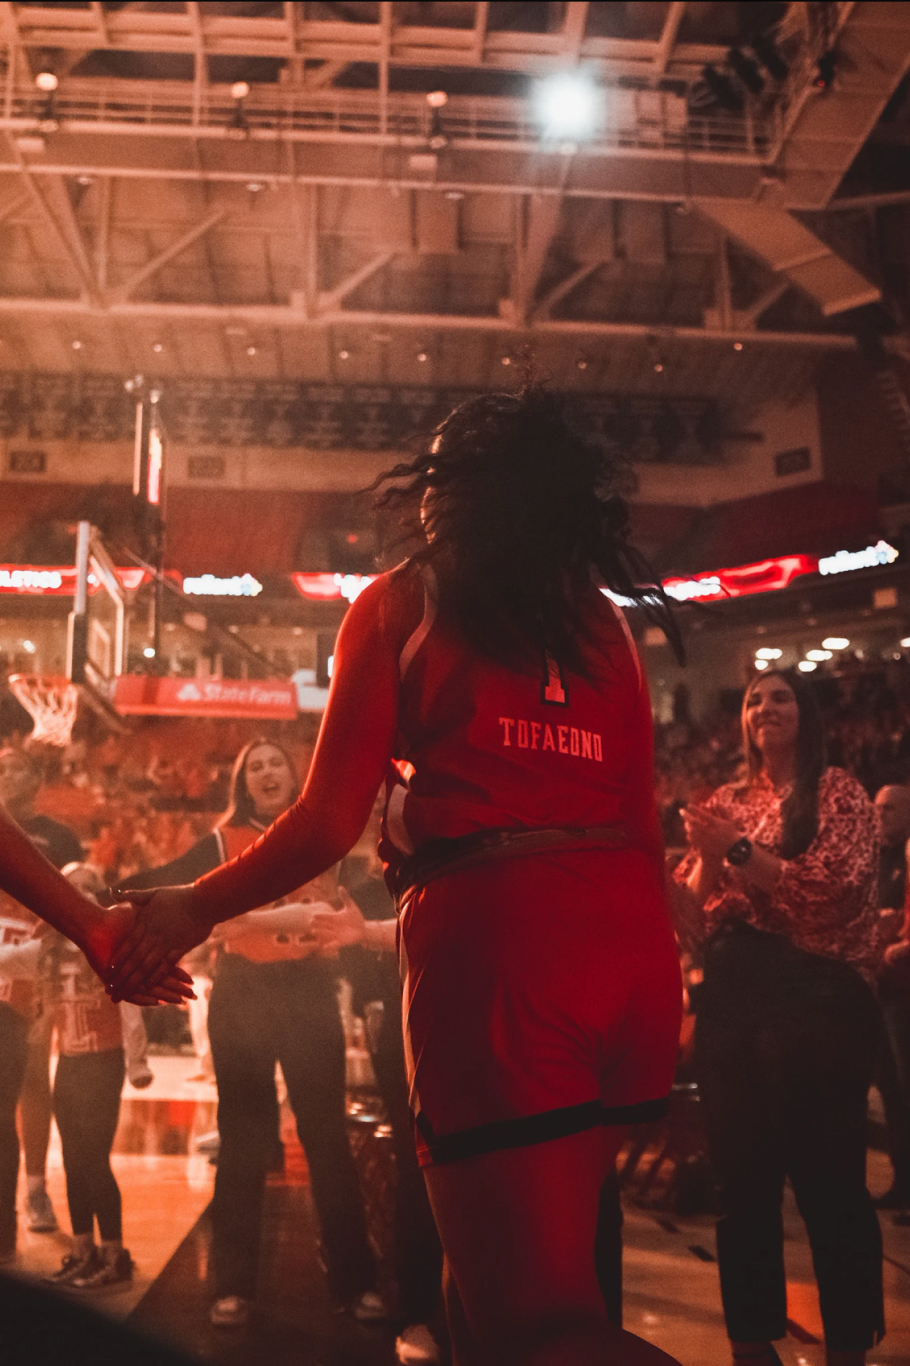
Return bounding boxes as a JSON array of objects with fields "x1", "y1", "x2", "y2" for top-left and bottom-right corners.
[
  {"x1": 350, "y1": 1290, "x2": 388, "y2": 1323},
  {"x1": 71, "y1": 1248, "x2": 133, "y2": 1289},
  {"x1": 395, "y1": 1323, "x2": 441, "y2": 1364},
  {"x1": 210, "y1": 1295, "x2": 251, "y2": 1328},
  {"x1": 26, "y1": 1187, "x2": 58, "y2": 1233},
  {"x1": 47, "y1": 1249, "x2": 100, "y2": 1286}
]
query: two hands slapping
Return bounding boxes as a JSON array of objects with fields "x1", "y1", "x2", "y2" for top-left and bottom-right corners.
[{"x1": 102, "y1": 884, "x2": 370, "y2": 1003}]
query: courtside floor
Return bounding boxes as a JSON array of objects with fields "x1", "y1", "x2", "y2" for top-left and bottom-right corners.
[{"x1": 8, "y1": 1056, "x2": 910, "y2": 1365}]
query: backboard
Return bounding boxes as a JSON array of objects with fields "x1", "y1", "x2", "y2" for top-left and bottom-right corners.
[{"x1": 66, "y1": 521, "x2": 127, "y2": 724}]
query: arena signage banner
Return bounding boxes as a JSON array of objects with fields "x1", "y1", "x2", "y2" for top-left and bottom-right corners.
[
  {"x1": 0, "y1": 565, "x2": 147, "y2": 595},
  {"x1": 291, "y1": 573, "x2": 375, "y2": 604},
  {"x1": 661, "y1": 542, "x2": 898, "y2": 604},
  {"x1": 114, "y1": 675, "x2": 297, "y2": 719}
]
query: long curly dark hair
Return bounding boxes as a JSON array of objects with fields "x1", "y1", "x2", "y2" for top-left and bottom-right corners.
[
  {"x1": 741, "y1": 668, "x2": 826, "y2": 859},
  {"x1": 373, "y1": 386, "x2": 683, "y2": 673}
]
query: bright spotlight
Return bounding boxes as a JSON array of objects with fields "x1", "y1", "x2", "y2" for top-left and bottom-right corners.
[
  {"x1": 143, "y1": 646, "x2": 156, "y2": 659},
  {"x1": 755, "y1": 647, "x2": 782, "y2": 660},
  {"x1": 533, "y1": 72, "x2": 601, "y2": 141},
  {"x1": 900, "y1": 637, "x2": 910, "y2": 649},
  {"x1": 21, "y1": 640, "x2": 36, "y2": 654},
  {"x1": 35, "y1": 71, "x2": 58, "y2": 93},
  {"x1": 231, "y1": 81, "x2": 250, "y2": 101},
  {"x1": 806, "y1": 649, "x2": 832, "y2": 662},
  {"x1": 798, "y1": 660, "x2": 817, "y2": 673},
  {"x1": 754, "y1": 659, "x2": 769, "y2": 670},
  {"x1": 822, "y1": 637, "x2": 849, "y2": 650}
]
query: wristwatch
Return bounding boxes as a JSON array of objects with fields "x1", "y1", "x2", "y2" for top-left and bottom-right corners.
[{"x1": 725, "y1": 836, "x2": 753, "y2": 867}]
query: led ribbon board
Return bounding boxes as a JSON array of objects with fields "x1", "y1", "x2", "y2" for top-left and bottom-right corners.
[{"x1": 0, "y1": 565, "x2": 147, "y2": 596}]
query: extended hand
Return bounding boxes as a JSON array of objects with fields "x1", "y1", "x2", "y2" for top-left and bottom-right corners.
[
  {"x1": 82, "y1": 901, "x2": 195, "y2": 1006},
  {"x1": 106, "y1": 885, "x2": 214, "y2": 1002},
  {"x1": 311, "y1": 888, "x2": 366, "y2": 953},
  {"x1": 681, "y1": 805, "x2": 742, "y2": 860}
]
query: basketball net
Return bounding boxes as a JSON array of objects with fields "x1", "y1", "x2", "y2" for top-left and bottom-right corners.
[{"x1": 7, "y1": 675, "x2": 80, "y2": 748}]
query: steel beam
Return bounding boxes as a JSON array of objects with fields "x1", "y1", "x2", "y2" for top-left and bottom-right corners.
[
  {"x1": 112, "y1": 206, "x2": 227, "y2": 301},
  {"x1": 0, "y1": 293, "x2": 857, "y2": 350}
]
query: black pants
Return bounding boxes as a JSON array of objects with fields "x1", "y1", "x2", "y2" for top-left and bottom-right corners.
[
  {"x1": 367, "y1": 994, "x2": 443, "y2": 1325},
  {"x1": 207, "y1": 955, "x2": 376, "y2": 1301},
  {"x1": 53, "y1": 1049, "x2": 125, "y2": 1242},
  {"x1": 696, "y1": 923, "x2": 884, "y2": 1352},
  {"x1": 0, "y1": 1004, "x2": 29, "y2": 1253},
  {"x1": 877, "y1": 976, "x2": 910, "y2": 1193}
]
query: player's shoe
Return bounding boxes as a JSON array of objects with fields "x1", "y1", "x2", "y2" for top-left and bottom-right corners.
[
  {"x1": 47, "y1": 1249, "x2": 101, "y2": 1285},
  {"x1": 349, "y1": 1290, "x2": 388, "y2": 1322},
  {"x1": 26, "y1": 1187, "x2": 58, "y2": 1233},
  {"x1": 210, "y1": 1295, "x2": 251, "y2": 1328},
  {"x1": 395, "y1": 1323, "x2": 441, "y2": 1363},
  {"x1": 71, "y1": 1247, "x2": 133, "y2": 1288}
]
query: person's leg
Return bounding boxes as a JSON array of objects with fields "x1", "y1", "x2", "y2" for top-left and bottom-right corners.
[
  {"x1": 593, "y1": 1167, "x2": 623, "y2": 1328},
  {"x1": 277, "y1": 973, "x2": 377, "y2": 1303},
  {"x1": 53, "y1": 1056, "x2": 97, "y2": 1241},
  {"x1": 76, "y1": 1051, "x2": 126, "y2": 1246},
  {"x1": 187, "y1": 976, "x2": 215, "y2": 1081},
  {"x1": 0, "y1": 1005, "x2": 30, "y2": 1256},
  {"x1": 877, "y1": 980, "x2": 910, "y2": 1200},
  {"x1": 207, "y1": 965, "x2": 277, "y2": 1302},
  {"x1": 784, "y1": 974, "x2": 884, "y2": 1359},
  {"x1": 696, "y1": 981, "x2": 788, "y2": 1352},
  {"x1": 20, "y1": 1014, "x2": 53, "y2": 1181},
  {"x1": 371, "y1": 997, "x2": 443, "y2": 1327},
  {"x1": 423, "y1": 1125, "x2": 681, "y2": 1366}
]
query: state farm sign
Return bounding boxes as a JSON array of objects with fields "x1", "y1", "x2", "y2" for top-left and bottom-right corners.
[{"x1": 115, "y1": 676, "x2": 297, "y2": 719}]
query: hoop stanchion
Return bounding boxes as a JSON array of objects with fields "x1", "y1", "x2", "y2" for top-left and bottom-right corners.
[{"x1": 7, "y1": 675, "x2": 80, "y2": 747}]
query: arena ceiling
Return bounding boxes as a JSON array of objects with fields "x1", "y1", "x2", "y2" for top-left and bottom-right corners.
[{"x1": 0, "y1": 2, "x2": 908, "y2": 421}]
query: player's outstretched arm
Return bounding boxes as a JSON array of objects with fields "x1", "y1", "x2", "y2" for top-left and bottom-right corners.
[
  {"x1": 0, "y1": 802, "x2": 193, "y2": 1004},
  {"x1": 109, "y1": 574, "x2": 406, "y2": 1000}
]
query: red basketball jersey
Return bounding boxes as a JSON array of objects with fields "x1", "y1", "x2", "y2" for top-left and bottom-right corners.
[{"x1": 379, "y1": 567, "x2": 659, "y2": 881}]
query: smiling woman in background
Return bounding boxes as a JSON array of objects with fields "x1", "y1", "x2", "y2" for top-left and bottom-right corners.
[
  {"x1": 123, "y1": 739, "x2": 380, "y2": 1330},
  {"x1": 674, "y1": 669, "x2": 885, "y2": 1366}
]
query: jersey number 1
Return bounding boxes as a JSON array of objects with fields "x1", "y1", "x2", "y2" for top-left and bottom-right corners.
[{"x1": 541, "y1": 652, "x2": 568, "y2": 707}]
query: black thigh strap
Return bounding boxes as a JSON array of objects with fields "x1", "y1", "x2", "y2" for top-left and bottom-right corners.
[{"x1": 417, "y1": 1095, "x2": 669, "y2": 1165}]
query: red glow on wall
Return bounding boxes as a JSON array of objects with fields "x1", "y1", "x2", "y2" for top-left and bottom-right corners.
[{"x1": 662, "y1": 554, "x2": 818, "y2": 604}]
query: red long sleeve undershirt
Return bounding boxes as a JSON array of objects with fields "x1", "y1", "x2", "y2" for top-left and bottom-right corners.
[{"x1": 193, "y1": 575, "x2": 410, "y2": 922}]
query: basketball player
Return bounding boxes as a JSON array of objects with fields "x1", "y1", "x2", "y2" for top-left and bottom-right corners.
[{"x1": 110, "y1": 388, "x2": 684, "y2": 1366}]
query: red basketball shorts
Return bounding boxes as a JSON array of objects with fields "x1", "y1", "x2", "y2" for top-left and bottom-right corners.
[{"x1": 398, "y1": 846, "x2": 683, "y2": 1166}]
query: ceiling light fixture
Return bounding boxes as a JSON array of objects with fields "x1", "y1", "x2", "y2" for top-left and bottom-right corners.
[
  {"x1": 246, "y1": 345, "x2": 257, "y2": 356},
  {"x1": 34, "y1": 71, "x2": 58, "y2": 93},
  {"x1": 533, "y1": 71, "x2": 602, "y2": 141},
  {"x1": 338, "y1": 347, "x2": 351, "y2": 360},
  {"x1": 733, "y1": 341, "x2": 744, "y2": 351},
  {"x1": 822, "y1": 637, "x2": 850, "y2": 650},
  {"x1": 152, "y1": 342, "x2": 164, "y2": 353},
  {"x1": 71, "y1": 339, "x2": 83, "y2": 351},
  {"x1": 797, "y1": 660, "x2": 817, "y2": 672}
]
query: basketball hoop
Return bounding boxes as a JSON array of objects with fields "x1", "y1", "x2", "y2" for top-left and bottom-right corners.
[{"x1": 7, "y1": 675, "x2": 80, "y2": 748}]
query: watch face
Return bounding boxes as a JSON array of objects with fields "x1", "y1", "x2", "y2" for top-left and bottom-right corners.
[{"x1": 727, "y1": 837, "x2": 751, "y2": 867}]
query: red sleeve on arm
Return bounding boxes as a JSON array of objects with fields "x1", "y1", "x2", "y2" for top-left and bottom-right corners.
[{"x1": 193, "y1": 572, "x2": 413, "y2": 919}]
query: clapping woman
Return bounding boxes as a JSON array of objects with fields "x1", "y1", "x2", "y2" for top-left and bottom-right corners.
[{"x1": 674, "y1": 669, "x2": 885, "y2": 1366}]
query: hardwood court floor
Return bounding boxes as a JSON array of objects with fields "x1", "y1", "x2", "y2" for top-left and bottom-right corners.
[{"x1": 8, "y1": 1056, "x2": 910, "y2": 1366}]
